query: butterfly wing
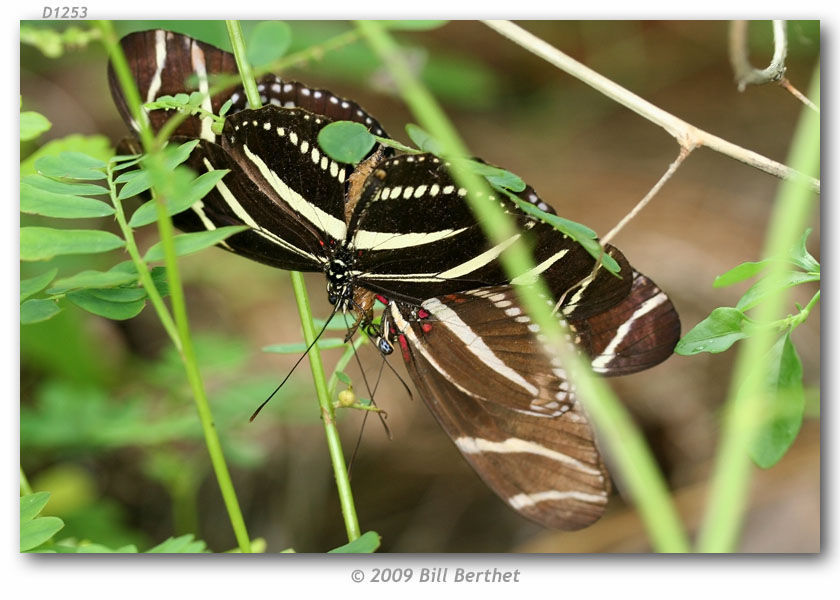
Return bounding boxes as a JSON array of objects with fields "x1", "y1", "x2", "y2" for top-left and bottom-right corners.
[
  {"x1": 388, "y1": 290, "x2": 610, "y2": 529},
  {"x1": 387, "y1": 271, "x2": 678, "y2": 529},
  {"x1": 110, "y1": 29, "x2": 391, "y2": 145}
]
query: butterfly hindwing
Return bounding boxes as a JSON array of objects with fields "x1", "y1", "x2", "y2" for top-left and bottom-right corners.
[{"x1": 388, "y1": 293, "x2": 610, "y2": 530}]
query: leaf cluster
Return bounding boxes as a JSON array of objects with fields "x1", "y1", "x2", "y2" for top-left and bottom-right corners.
[{"x1": 676, "y1": 229, "x2": 819, "y2": 468}]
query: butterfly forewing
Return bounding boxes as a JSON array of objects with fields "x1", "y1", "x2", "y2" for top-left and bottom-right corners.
[
  {"x1": 172, "y1": 138, "x2": 328, "y2": 271},
  {"x1": 230, "y1": 74, "x2": 390, "y2": 140},
  {"x1": 109, "y1": 30, "x2": 238, "y2": 141},
  {"x1": 220, "y1": 106, "x2": 351, "y2": 251},
  {"x1": 350, "y1": 155, "x2": 616, "y2": 305},
  {"x1": 111, "y1": 30, "x2": 392, "y2": 152}
]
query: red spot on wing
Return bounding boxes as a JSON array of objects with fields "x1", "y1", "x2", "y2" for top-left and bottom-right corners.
[
  {"x1": 417, "y1": 308, "x2": 430, "y2": 319},
  {"x1": 421, "y1": 323, "x2": 433, "y2": 333},
  {"x1": 398, "y1": 334, "x2": 410, "y2": 362}
]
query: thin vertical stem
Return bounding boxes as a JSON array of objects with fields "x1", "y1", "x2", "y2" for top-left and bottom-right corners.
[
  {"x1": 224, "y1": 20, "x2": 361, "y2": 542},
  {"x1": 98, "y1": 20, "x2": 251, "y2": 553},
  {"x1": 696, "y1": 66, "x2": 819, "y2": 552}
]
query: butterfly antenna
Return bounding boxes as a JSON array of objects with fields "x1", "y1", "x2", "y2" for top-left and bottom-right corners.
[{"x1": 250, "y1": 303, "x2": 340, "y2": 422}]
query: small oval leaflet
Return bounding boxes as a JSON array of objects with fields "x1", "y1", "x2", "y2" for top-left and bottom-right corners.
[{"x1": 317, "y1": 121, "x2": 376, "y2": 164}]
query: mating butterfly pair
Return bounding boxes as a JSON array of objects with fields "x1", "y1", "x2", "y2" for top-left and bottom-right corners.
[{"x1": 109, "y1": 29, "x2": 680, "y2": 530}]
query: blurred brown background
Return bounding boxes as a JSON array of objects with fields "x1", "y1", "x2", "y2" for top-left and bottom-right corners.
[{"x1": 20, "y1": 20, "x2": 820, "y2": 553}]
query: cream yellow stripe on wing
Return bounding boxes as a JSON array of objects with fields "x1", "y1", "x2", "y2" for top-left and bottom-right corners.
[
  {"x1": 202, "y1": 157, "x2": 321, "y2": 263},
  {"x1": 189, "y1": 40, "x2": 215, "y2": 142},
  {"x1": 242, "y1": 144, "x2": 347, "y2": 241},
  {"x1": 454, "y1": 436, "x2": 602, "y2": 476},
  {"x1": 511, "y1": 249, "x2": 569, "y2": 285},
  {"x1": 145, "y1": 30, "x2": 168, "y2": 104},
  {"x1": 591, "y1": 291, "x2": 668, "y2": 372},
  {"x1": 422, "y1": 297, "x2": 538, "y2": 396},
  {"x1": 508, "y1": 490, "x2": 608, "y2": 510},
  {"x1": 437, "y1": 234, "x2": 521, "y2": 279},
  {"x1": 352, "y1": 226, "x2": 470, "y2": 251}
]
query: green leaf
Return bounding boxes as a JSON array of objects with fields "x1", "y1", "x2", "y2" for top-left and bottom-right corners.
[
  {"x1": 88, "y1": 287, "x2": 147, "y2": 303},
  {"x1": 675, "y1": 307, "x2": 749, "y2": 355},
  {"x1": 128, "y1": 168, "x2": 229, "y2": 228},
  {"x1": 21, "y1": 227, "x2": 125, "y2": 261},
  {"x1": 335, "y1": 371, "x2": 352, "y2": 385},
  {"x1": 788, "y1": 228, "x2": 819, "y2": 273},
  {"x1": 47, "y1": 270, "x2": 139, "y2": 295},
  {"x1": 21, "y1": 268, "x2": 58, "y2": 302},
  {"x1": 20, "y1": 111, "x2": 52, "y2": 141},
  {"x1": 117, "y1": 140, "x2": 200, "y2": 200},
  {"x1": 20, "y1": 134, "x2": 113, "y2": 177},
  {"x1": 468, "y1": 160, "x2": 526, "y2": 193},
  {"x1": 21, "y1": 516, "x2": 64, "y2": 552},
  {"x1": 374, "y1": 135, "x2": 420, "y2": 154},
  {"x1": 21, "y1": 298, "x2": 63, "y2": 324},
  {"x1": 150, "y1": 266, "x2": 170, "y2": 297},
  {"x1": 749, "y1": 333, "x2": 805, "y2": 468},
  {"x1": 66, "y1": 291, "x2": 146, "y2": 320},
  {"x1": 405, "y1": 123, "x2": 443, "y2": 155},
  {"x1": 20, "y1": 182, "x2": 115, "y2": 219},
  {"x1": 328, "y1": 531, "x2": 381, "y2": 553},
  {"x1": 713, "y1": 260, "x2": 770, "y2": 288},
  {"x1": 318, "y1": 121, "x2": 376, "y2": 164},
  {"x1": 53, "y1": 543, "x2": 139, "y2": 553},
  {"x1": 505, "y1": 192, "x2": 620, "y2": 274},
  {"x1": 381, "y1": 20, "x2": 449, "y2": 31},
  {"x1": 263, "y1": 338, "x2": 348, "y2": 353},
  {"x1": 736, "y1": 271, "x2": 821, "y2": 312},
  {"x1": 142, "y1": 226, "x2": 248, "y2": 262},
  {"x1": 116, "y1": 170, "x2": 151, "y2": 200},
  {"x1": 146, "y1": 534, "x2": 208, "y2": 553},
  {"x1": 22, "y1": 174, "x2": 107, "y2": 196},
  {"x1": 34, "y1": 152, "x2": 107, "y2": 180},
  {"x1": 20, "y1": 492, "x2": 51, "y2": 523},
  {"x1": 162, "y1": 139, "x2": 201, "y2": 169},
  {"x1": 247, "y1": 21, "x2": 292, "y2": 68}
]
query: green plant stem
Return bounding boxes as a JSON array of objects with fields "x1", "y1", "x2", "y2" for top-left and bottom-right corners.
[
  {"x1": 225, "y1": 20, "x2": 361, "y2": 543},
  {"x1": 785, "y1": 290, "x2": 820, "y2": 331},
  {"x1": 106, "y1": 160, "x2": 181, "y2": 348},
  {"x1": 290, "y1": 273, "x2": 361, "y2": 541},
  {"x1": 98, "y1": 19, "x2": 251, "y2": 553},
  {"x1": 357, "y1": 20, "x2": 690, "y2": 552},
  {"x1": 20, "y1": 467, "x2": 33, "y2": 496},
  {"x1": 225, "y1": 21, "x2": 260, "y2": 108},
  {"x1": 696, "y1": 66, "x2": 820, "y2": 552}
]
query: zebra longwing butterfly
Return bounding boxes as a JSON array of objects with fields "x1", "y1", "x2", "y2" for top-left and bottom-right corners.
[{"x1": 110, "y1": 29, "x2": 680, "y2": 530}]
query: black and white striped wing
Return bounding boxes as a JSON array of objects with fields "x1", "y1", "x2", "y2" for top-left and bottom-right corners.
[
  {"x1": 109, "y1": 29, "x2": 238, "y2": 141},
  {"x1": 174, "y1": 136, "x2": 331, "y2": 271},
  {"x1": 110, "y1": 29, "x2": 392, "y2": 146},
  {"x1": 571, "y1": 271, "x2": 681, "y2": 376},
  {"x1": 386, "y1": 274, "x2": 679, "y2": 529},
  {"x1": 349, "y1": 155, "x2": 625, "y2": 306},
  {"x1": 388, "y1": 290, "x2": 611, "y2": 530},
  {"x1": 162, "y1": 105, "x2": 359, "y2": 270}
]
